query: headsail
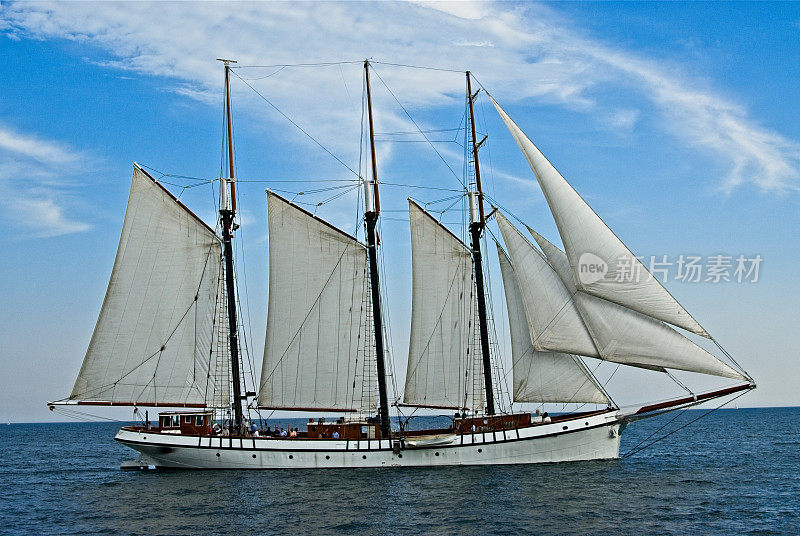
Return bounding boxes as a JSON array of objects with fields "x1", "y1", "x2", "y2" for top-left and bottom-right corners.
[
  {"x1": 403, "y1": 200, "x2": 482, "y2": 410},
  {"x1": 495, "y1": 212, "x2": 599, "y2": 358},
  {"x1": 490, "y1": 96, "x2": 709, "y2": 338},
  {"x1": 527, "y1": 228, "x2": 744, "y2": 380},
  {"x1": 70, "y1": 166, "x2": 225, "y2": 406},
  {"x1": 497, "y1": 243, "x2": 610, "y2": 405},
  {"x1": 258, "y1": 192, "x2": 373, "y2": 412}
]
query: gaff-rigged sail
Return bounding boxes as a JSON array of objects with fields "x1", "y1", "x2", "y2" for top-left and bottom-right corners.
[
  {"x1": 490, "y1": 96, "x2": 709, "y2": 338},
  {"x1": 70, "y1": 166, "x2": 225, "y2": 406},
  {"x1": 403, "y1": 200, "x2": 483, "y2": 410},
  {"x1": 496, "y1": 243, "x2": 610, "y2": 405},
  {"x1": 258, "y1": 192, "x2": 374, "y2": 412}
]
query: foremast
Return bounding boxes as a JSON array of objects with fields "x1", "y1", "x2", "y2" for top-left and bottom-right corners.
[
  {"x1": 466, "y1": 71, "x2": 495, "y2": 416},
  {"x1": 219, "y1": 58, "x2": 245, "y2": 434},
  {"x1": 364, "y1": 60, "x2": 392, "y2": 438}
]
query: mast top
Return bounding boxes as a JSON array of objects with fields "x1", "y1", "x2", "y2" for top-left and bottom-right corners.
[
  {"x1": 364, "y1": 59, "x2": 381, "y2": 215},
  {"x1": 466, "y1": 71, "x2": 485, "y2": 226},
  {"x1": 216, "y1": 58, "x2": 238, "y2": 65}
]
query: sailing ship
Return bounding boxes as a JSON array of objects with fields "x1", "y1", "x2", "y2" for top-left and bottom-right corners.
[{"x1": 49, "y1": 60, "x2": 755, "y2": 469}]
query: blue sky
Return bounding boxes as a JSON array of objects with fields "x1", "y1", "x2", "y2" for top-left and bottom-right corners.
[{"x1": 1, "y1": 1, "x2": 799, "y2": 422}]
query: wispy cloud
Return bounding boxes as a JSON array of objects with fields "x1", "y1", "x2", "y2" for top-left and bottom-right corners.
[
  {"x1": 1, "y1": 1, "x2": 798, "y2": 194},
  {"x1": 0, "y1": 127, "x2": 77, "y2": 164},
  {"x1": 0, "y1": 125, "x2": 91, "y2": 238}
]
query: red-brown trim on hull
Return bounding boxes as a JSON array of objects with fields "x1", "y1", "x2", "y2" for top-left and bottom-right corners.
[{"x1": 634, "y1": 383, "x2": 753, "y2": 415}]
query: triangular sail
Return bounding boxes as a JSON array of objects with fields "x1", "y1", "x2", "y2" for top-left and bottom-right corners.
[
  {"x1": 490, "y1": 96, "x2": 709, "y2": 338},
  {"x1": 497, "y1": 244, "x2": 610, "y2": 405},
  {"x1": 70, "y1": 167, "x2": 225, "y2": 405},
  {"x1": 528, "y1": 228, "x2": 744, "y2": 380},
  {"x1": 495, "y1": 212, "x2": 600, "y2": 358},
  {"x1": 258, "y1": 192, "x2": 373, "y2": 412},
  {"x1": 403, "y1": 200, "x2": 482, "y2": 410}
]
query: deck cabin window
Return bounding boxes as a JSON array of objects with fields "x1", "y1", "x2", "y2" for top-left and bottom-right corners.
[
  {"x1": 196, "y1": 415, "x2": 205, "y2": 426},
  {"x1": 172, "y1": 415, "x2": 180, "y2": 427},
  {"x1": 184, "y1": 415, "x2": 192, "y2": 423}
]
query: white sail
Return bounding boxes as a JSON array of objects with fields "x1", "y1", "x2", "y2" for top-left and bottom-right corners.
[
  {"x1": 527, "y1": 228, "x2": 744, "y2": 379},
  {"x1": 497, "y1": 244, "x2": 609, "y2": 405},
  {"x1": 259, "y1": 192, "x2": 372, "y2": 411},
  {"x1": 70, "y1": 167, "x2": 224, "y2": 405},
  {"x1": 527, "y1": 227, "x2": 577, "y2": 293},
  {"x1": 490, "y1": 97, "x2": 709, "y2": 337},
  {"x1": 495, "y1": 212, "x2": 600, "y2": 358},
  {"x1": 404, "y1": 200, "x2": 482, "y2": 409}
]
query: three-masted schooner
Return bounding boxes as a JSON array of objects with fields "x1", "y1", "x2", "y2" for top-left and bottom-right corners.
[{"x1": 49, "y1": 60, "x2": 754, "y2": 469}]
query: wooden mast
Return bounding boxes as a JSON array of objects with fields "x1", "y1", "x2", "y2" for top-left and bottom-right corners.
[
  {"x1": 217, "y1": 58, "x2": 245, "y2": 434},
  {"x1": 467, "y1": 71, "x2": 495, "y2": 415},
  {"x1": 363, "y1": 60, "x2": 392, "y2": 439}
]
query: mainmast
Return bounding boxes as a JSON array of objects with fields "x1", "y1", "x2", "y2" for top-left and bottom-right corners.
[
  {"x1": 364, "y1": 60, "x2": 392, "y2": 439},
  {"x1": 218, "y1": 58, "x2": 245, "y2": 434},
  {"x1": 467, "y1": 71, "x2": 495, "y2": 415}
]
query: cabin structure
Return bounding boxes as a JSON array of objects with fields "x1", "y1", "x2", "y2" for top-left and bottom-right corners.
[
  {"x1": 158, "y1": 411, "x2": 213, "y2": 435},
  {"x1": 305, "y1": 418, "x2": 380, "y2": 440}
]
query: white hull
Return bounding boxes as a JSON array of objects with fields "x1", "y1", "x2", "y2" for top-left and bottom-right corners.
[{"x1": 115, "y1": 411, "x2": 622, "y2": 469}]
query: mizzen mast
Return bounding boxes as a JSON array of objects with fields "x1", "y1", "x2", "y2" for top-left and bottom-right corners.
[
  {"x1": 364, "y1": 60, "x2": 392, "y2": 438},
  {"x1": 218, "y1": 58, "x2": 245, "y2": 434},
  {"x1": 466, "y1": 71, "x2": 495, "y2": 415}
]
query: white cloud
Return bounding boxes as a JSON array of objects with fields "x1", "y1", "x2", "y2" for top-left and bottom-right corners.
[
  {"x1": 1, "y1": 1, "x2": 798, "y2": 193},
  {"x1": 608, "y1": 109, "x2": 640, "y2": 132},
  {"x1": 0, "y1": 126, "x2": 91, "y2": 237},
  {"x1": 16, "y1": 197, "x2": 91, "y2": 237},
  {"x1": 0, "y1": 127, "x2": 77, "y2": 164}
]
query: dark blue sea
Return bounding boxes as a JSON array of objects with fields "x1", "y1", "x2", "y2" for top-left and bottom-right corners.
[{"x1": 1, "y1": 407, "x2": 798, "y2": 535}]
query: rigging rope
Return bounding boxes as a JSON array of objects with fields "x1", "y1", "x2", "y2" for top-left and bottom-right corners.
[
  {"x1": 230, "y1": 70, "x2": 362, "y2": 179},
  {"x1": 369, "y1": 64, "x2": 466, "y2": 190},
  {"x1": 621, "y1": 390, "x2": 748, "y2": 458}
]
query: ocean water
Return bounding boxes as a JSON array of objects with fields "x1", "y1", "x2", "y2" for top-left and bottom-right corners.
[{"x1": 1, "y1": 407, "x2": 798, "y2": 535}]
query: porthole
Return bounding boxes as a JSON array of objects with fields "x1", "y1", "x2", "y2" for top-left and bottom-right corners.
[
  {"x1": 585, "y1": 422, "x2": 589, "y2": 426},
  {"x1": 362, "y1": 455, "x2": 367, "y2": 459},
  {"x1": 289, "y1": 455, "x2": 293, "y2": 459},
  {"x1": 398, "y1": 453, "x2": 403, "y2": 459},
  {"x1": 435, "y1": 452, "x2": 439, "y2": 456},
  {"x1": 252, "y1": 454, "x2": 256, "y2": 459},
  {"x1": 563, "y1": 426, "x2": 568, "y2": 430},
  {"x1": 325, "y1": 455, "x2": 330, "y2": 460},
  {"x1": 216, "y1": 452, "x2": 220, "y2": 457},
  {"x1": 477, "y1": 448, "x2": 482, "y2": 453}
]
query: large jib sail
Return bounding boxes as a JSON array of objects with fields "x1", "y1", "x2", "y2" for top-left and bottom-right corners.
[
  {"x1": 496, "y1": 211, "x2": 741, "y2": 379},
  {"x1": 496, "y1": 243, "x2": 610, "y2": 405},
  {"x1": 486, "y1": 91, "x2": 746, "y2": 381},
  {"x1": 258, "y1": 192, "x2": 373, "y2": 412},
  {"x1": 526, "y1": 227, "x2": 744, "y2": 379},
  {"x1": 70, "y1": 166, "x2": 226, "y2": 406},
  {"x1": 490, "y1": 97, "x2": 709, "y2": 338},
  {"x1": 403, "y1": 200, "x2": 483, "y2": 410}
]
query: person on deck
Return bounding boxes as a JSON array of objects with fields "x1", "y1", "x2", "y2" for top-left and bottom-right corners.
[
  {"x1": 280, "y1": 427, "x2": 287, "y2": 437},
  {"x1": 290, "y1": 428, "x2": 297, "y2": 437},
  {"x1": 332, "y1": 430, "x2": 340, "y2": 439},
  {"x1": 542, "y1": 412, "x2": 552, "y2": 423}
]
